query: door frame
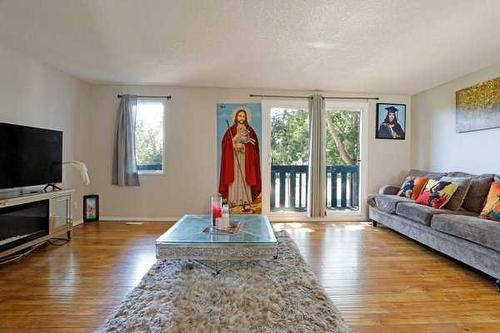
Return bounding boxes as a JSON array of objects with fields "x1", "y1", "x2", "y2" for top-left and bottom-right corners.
[{"x1": 261, "y1": 99, "x2": 369, "y2": 222}]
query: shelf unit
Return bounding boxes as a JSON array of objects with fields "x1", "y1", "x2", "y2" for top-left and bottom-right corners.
[{"x1": 0, "y1": 189, "x2": 74, "y2": 259}]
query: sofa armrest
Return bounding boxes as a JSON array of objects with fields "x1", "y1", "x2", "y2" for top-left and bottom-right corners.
[{"x1": 378, "y1": 185, "x2": 400, "y2": 195}]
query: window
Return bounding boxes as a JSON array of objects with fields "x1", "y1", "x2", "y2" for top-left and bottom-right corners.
[{"x1": 135, "y1": 99, "x2": 165, "y2": 173}]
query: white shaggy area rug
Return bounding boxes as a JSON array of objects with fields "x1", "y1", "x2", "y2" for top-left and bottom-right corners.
[{"x1": 99, "y1": 231, "x2": 351, "y2": 333}]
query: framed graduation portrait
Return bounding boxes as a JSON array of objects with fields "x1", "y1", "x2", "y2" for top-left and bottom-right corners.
[{"x1": 376, "y1": 103, "x2": 406, "y2": 140}]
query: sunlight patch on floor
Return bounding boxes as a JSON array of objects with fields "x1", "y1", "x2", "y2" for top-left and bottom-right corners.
[
  {"x1": 341, "y1": 224, "x2": 367, "y2": 231},
  {"x1": 273, "y1": 223, "x2": 315, "y2": 233},
  {"x1": 131, "y1": 252, "x2": 157, "y2": 281}
]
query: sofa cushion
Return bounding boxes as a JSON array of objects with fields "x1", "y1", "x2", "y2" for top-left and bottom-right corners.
[
  {"x1": 396, "y1": 202, "x2": 444, "y2": 225},
  {"x1": 431, "y1": 214, "x2": 500, "y2": 252},
  {"x1": 446, "y1": 171, "x2": 474, "y2": 177},
  {"x1": 408, "y1": 169, "x2": 447, "y2": 180},
  {"x1": 462, "y1": 174, "x2": 494, "y2": 213},
  {"x1": 441, "y1": 176, "x2": 472, "y2": 211},
  {"x1": 370, "y1": 194, "x2": 414, "y2": 214},
  {"x1": 395, "y1": 202, "x2": 473, "y2": 226}
]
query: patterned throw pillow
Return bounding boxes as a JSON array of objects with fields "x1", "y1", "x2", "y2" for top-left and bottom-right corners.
[
  {"x1": 397, "y1": 176, "x2": 429, "y2": 200},
  {"x1": 440, "y1": 176, "x2": 472, "y2": 211},
  {"x1": 480, "y1": 182, "x2": 500, "y2": 221},
  {"x1": 415, "y1": 179, "x2": 459, "y2": 209}
]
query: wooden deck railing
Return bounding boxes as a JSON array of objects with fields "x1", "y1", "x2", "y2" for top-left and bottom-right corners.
[{"x1": 270, "y1": 165, "x2": 359, "y2": 212}]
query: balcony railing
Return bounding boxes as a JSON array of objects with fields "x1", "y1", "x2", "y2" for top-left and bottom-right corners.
[
  {"x1": 270, "y1": 165, "x2": 359, "y2": 212},
  {"x1": 137, "y1": 163, "x2": 163, "y2": 171}
]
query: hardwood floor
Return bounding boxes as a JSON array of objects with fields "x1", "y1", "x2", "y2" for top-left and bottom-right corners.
[{"x1": 0, "y1": 221, "x2": 498, "y2": 332}]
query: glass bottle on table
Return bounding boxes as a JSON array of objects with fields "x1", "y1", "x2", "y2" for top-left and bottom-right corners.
[{"x1": 221, "y1": 204, "x2": 230, "y2": 230}]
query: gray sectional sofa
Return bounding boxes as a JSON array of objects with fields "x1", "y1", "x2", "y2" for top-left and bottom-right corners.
[{"x1": 368, "y1": 170, "x2": 500, "y2": 291}]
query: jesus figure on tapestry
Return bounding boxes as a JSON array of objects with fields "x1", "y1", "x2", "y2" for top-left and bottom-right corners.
[{"x1": 218, "y1": 108, "x2": 261, "y2": 213}]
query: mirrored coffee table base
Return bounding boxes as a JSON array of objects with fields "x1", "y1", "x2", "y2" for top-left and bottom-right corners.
[
  {"x1": 186, "y1": 260, "x2": 247, "y2": 275},
  {"x1": 156, "y1": 214, "x2": 278, "y2": 274}
]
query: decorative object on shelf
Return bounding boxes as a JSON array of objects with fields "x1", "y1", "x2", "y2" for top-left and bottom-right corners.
[
  {"x1": 210, "y1": 195, "x2": 222, "y2": 228},
  {"x1": 217, "y1": 103, "x2": 262, "y2": 214},
  {"x1": 376, "y1": 103, "x2": 406, "y2": 140},
  {"x1": 456, "y1": 76, "x2": 500, "y2": 133},
  {"x1": 83, "y1": 194, "x2": 99, "y2": 222},
  {"x1": 44, "y1": 160, "x2": 91, "y2": 192},
  {"x1": 63, "y1": 161, "x2": 91, "y2": 185}
]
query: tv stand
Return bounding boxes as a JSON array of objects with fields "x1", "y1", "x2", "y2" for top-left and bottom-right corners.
[
  {"x1": 42, "y1": 183, "x2": 62, "y2": 192},
  {"x1": 0, "y1": 189, "x2": 74, "y2": 260}
]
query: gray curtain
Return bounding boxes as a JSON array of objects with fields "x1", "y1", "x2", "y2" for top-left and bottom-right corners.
[
  {"x1": 307, "y1": 94, "x2": 326, "y2": 217},
  {"x1": 112, "y1": 94, "x2": 140, "y2": 186}
]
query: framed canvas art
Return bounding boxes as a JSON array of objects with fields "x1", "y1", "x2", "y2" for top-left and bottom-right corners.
[
  {"x1": 83, "y1": 194, "x2": 99, "y2": 222},
  {"x1": 376, "y1": 103, "x2": 406, "y2": 140},
  {"x1": 456, "y1": 76, "x2": 500, "y2": 133},
  {"x1": 216, "y1": 103, "x2": 262, "y2": 214}
]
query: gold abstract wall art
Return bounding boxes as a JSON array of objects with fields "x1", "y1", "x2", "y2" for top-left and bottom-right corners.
[{"x1": 456, "y1": 76, "x2": 500, "y2": 133}]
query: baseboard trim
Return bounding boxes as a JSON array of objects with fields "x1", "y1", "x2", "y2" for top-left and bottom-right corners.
[
  {"x1": 99, "y1": 215, "x2": 367, "y2": 223},
  {"x1": 268, "y1": 215, "x2": 367, "y2": 222},
  {"x1": 99, "y1": 216, "x2": 179, "y2": 222}
]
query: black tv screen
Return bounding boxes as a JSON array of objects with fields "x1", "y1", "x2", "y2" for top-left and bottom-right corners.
[{"x1": 0, "y1": 122, "x2": 62, "y2": 189}]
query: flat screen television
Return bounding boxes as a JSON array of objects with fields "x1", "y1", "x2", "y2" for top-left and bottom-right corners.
[{"x1": 0, "y1": 122, "x2": 63, "y2": 189}]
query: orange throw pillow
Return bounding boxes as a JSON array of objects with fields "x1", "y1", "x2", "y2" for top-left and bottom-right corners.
[
  {"x1": 411, "y1": 176, "x2": 429, "y2": 200},
  {"x1": 397, "y1": 176, "x2": 429, "y2": 199},
  {"x1": 480, "y1": 182, "x2": 500, "y2": 221}
]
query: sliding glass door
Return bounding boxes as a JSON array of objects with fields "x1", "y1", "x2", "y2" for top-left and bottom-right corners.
[
  {"x1": 263, "y1": 101, "x2": 309, "y2": 214},
  {"x1": 325, "y1": 107, "x2": 361, "y2": 212},
  {"x1": 262, "y1": 100, "x2": 367, "y2": 218},
  {"x1": 325, "y1": 101, "x2": 367, "y2": 217},
  {"x1": 270, "y1": 105, "x2": 310, "y2": 212}
]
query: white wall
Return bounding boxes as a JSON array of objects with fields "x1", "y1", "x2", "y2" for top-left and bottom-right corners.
[
  {"x1": 411, "y1": 62, "x2": 500, "y2": 174},
  {"x1": 0, "y1": 43, "x2": 91, "y2": 220},
  {"x1": 88, "y1": 85, "x2": 410, "y2": 219}
]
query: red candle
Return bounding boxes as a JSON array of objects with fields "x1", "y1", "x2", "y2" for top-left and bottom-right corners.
[{"x1": 212, "y1": 202, "x2": 222, "y2": 218}]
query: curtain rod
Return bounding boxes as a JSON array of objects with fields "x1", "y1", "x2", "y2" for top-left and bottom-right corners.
[
  {"x1": 117, "y1": 94, "x2": 172, "y2": 100},
  {"x1": 249, "y1": 94, "x2": 379, "y2": 100}
]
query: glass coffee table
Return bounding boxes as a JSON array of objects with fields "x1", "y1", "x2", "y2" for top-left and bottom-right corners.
[{"x1": 156, "y1": 214, "x2": 277, "y2": 274}]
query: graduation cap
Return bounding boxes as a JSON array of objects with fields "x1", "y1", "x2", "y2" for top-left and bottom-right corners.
[
  {"x1": 385, "y1": 106, "x2": 400, "y2": 119},
  {"x1": 385, "y1": 106, "x2": 399, "y2": 114}
]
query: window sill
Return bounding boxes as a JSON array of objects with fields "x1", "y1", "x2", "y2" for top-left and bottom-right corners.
[{"x1": 138, "y1": 170, "x2": 164, "y2": 176}]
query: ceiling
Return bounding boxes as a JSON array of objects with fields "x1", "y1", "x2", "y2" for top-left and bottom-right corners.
[{"x1": 0, "y1": 0, "x2": 499, "y2": 95}]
